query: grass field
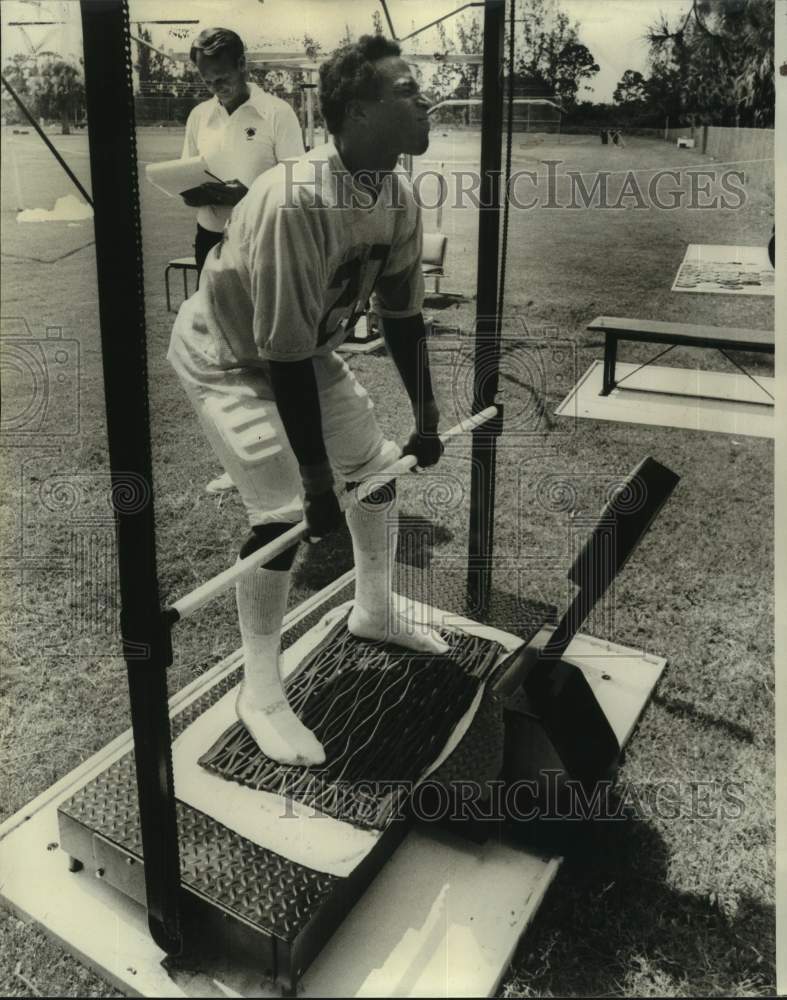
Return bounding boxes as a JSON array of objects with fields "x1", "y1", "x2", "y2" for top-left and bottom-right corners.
[{"x1": 0, "y1": 123, "x2": 776, "y2": 997}]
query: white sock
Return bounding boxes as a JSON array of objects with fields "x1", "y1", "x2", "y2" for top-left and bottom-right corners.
[
  {"x1": 346, "y1": 492, "x2": 449, "y2": 654},
  {"x1": 235, "y1": 566, "x2": 325, "y2": 765},
  {"x1": 345, "y1": 493, "x2": 397, "y2": 620}
]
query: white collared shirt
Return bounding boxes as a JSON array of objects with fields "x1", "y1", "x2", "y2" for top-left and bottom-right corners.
[{"x1": 182, "y1": 82, "x2": 305, "y2": 232}]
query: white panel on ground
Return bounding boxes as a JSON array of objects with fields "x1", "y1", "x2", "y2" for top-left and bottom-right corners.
[
  {"x1": 556, "y1": 360, "x2": 774, "y2": 438},
  {"x1": 299, "y1": 827, "x2": 560, "y2": 999}
]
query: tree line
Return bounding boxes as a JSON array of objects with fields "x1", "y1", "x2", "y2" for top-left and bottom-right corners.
[
  {"x1": 612, "y1": 0, "x2": 774, "y2": 128},
  {"x1": 2, "y1": 0, "x2": 773, "y2": 134},
  {"x1": 2, "y1": 53, "x2": 85, "y2": 133}
]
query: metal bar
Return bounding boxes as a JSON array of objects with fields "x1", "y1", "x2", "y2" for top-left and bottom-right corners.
[
  {"x1": 717, "y1": 348, "x2": 775, "y2": 401},
  {"x1": 398, "y1": 3, "x2": 486, "y2": 43},
  {"x1": 80, "y1": 0, "x2": 181, "y2": 957},
  {"x1": 517, "y1": 456, "x2": 680, "y2": 788},
  {"x1": 566, "y1": 456, "x2": 681, "y2": 599},
  {"x1": 129, "y1": 32, "x2": 185, "y2": 66},
  {"x1": 612, "y1": 337, "x2": 677, "y2": 396},
  {"x1": 427, "y1": 98, "x2": 561, "y2": 114},
  {"x1": 539, "y1": 589, "x2": 590, "y2": 662},
  {"x1": 305, "y1": 76, "x2": 315, "y2": 149},
  {"x1": 611, "y1": 341, "x2": 676, "y2": 391},
  {"x1": 1, "y1": 74, "x2": 94, "y2": 206},
  {"x1": 378, "y1": 0, "x2": 398, "y2": 38},
  {"x1": 496, "y1": 0, "x2": 515, "y2": 337},
  {"x1": 467, "y1": 0, "x2": 506, "y2": 618},
  {"x1": 168, "y1": 406, "x2": 499, "y2": 622}
]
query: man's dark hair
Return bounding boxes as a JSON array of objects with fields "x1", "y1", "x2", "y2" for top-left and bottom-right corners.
[
  {"x1": 319, "y1": 34, "x2": 401, "y2": 135},
  {"x1": 189, "y1": 27, "x2": 245, "y2": 64}
]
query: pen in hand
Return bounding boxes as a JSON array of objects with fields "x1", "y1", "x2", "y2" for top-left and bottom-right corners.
[{"x1": 203, "y1": 169, "x2": 227, "y2": 185}]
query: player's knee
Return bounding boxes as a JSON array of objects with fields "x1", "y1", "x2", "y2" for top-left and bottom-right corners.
[{"x1": 240, "y1": 523, "x2": 299, "y2": 570}]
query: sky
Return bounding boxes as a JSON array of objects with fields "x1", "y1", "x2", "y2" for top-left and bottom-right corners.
[
  {"x1": 561, "y1": 0, "x2": 692, "y2": 102},
  {"x1": 1, "y1": 0, "x2": 695, "y2": 103}
]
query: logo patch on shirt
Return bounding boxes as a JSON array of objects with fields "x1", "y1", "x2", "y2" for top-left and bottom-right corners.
[{"x1": 244, "y1": 126, "x2": 257, "y2": 139}]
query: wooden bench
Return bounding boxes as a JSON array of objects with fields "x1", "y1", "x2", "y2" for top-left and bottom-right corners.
[{"x1": 587, "y1": 316, "x2": 775, "y2": 397}]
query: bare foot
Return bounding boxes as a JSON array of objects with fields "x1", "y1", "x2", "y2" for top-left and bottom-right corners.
[
  {"x1": 348, "y1": 593, "x2": 450, "y2": 655},
  {"x1": 236, "y1": 684, "x2": 326, "y2": 766}
]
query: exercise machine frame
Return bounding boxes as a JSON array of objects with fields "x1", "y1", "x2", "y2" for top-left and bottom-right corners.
[
  {"x1": 67, "y1": 1, "x2": 677, "y2": 991},
  {"x1": 73, "y1": 0, "x2": 510, "y2": 970}
]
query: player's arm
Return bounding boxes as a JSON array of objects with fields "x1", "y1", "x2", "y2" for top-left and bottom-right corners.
[
  {"x1": 381, "y1": 313, "x2": 440, "y2": 429},
  {"x1": 267, "y1": 359, "x2": 334, "y2": 495},
  {"x1": 374, "y1": 198, "x2": 442, "y2": 468},
  {"x1": 250, "y1": 194, "x2": 341, "y2": 537},
  {"x1": 382, "y1": 315, "x2": 442, "y2": 467},
  {"x1": 268, "y1": 360, "x2": 341, "y2": 539}
]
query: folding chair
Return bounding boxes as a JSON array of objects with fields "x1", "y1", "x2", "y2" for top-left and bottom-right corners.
[
  {"x1": 421, "y1": 233, "x2": 448, "y2": 294},
  {"x1": 165, "y1": 255, "x2": 198, "y2": 312}
]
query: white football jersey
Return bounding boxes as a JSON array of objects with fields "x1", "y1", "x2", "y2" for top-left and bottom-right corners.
[{"x1": 169, "y1": 142, "x2": 424, "y2": 382}]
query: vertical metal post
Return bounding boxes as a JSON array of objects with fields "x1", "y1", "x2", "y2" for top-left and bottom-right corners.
[
  {"x1": 306, "y1": 75, "x2": 315, "y2": 149},
  {"x1": 436, "y1": 162, "x2": 444, "y2": 230},
  {"x1": 467, "y1": 0, "x2": 505, "y2": 618},
  {"x1": 80, "y1": 0, "x2": 181, "y2": 956}
]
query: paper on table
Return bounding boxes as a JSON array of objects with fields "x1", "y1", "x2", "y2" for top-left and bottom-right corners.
[{"x1": 145, "y1": 154, "x2": 224, "y2": 197}]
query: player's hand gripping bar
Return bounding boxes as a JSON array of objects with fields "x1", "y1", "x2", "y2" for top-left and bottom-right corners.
[{"x1": 166, "y1": 405, "x2": 498, "y2": 623}]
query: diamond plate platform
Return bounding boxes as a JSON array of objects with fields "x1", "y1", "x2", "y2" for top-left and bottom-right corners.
[{"x1": 57, "y1": 568, "x2": 551, "y2": 994}]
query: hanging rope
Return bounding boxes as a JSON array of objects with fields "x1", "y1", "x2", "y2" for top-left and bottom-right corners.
[{"x1": 495, "y1": 0, "x2": 516, "y2": 326}]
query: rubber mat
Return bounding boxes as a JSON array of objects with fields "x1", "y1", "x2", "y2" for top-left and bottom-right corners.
[{"x1": 198, "y1": 612, "x2": 504, "y2": 831}]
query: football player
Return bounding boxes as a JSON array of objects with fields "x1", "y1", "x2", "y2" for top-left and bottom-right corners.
[{"x1": 168, "y1": 34, "x2": 446, "y2": 767}]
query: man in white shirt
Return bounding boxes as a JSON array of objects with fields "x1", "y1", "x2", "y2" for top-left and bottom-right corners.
[
  {"x1": 181, "y1": 27, "x2": 305, "y2": 277},
  {"x1": 169, "y1": 34, "x2": 445, "y2": 768}
]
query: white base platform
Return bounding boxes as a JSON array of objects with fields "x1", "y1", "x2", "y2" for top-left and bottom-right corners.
[
  {"x1": 556, "y1": 360, "x2": 774, "y2": 438},
  {"x1": 0, "y1": 592, "x2": 665, "y2": 997}
]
